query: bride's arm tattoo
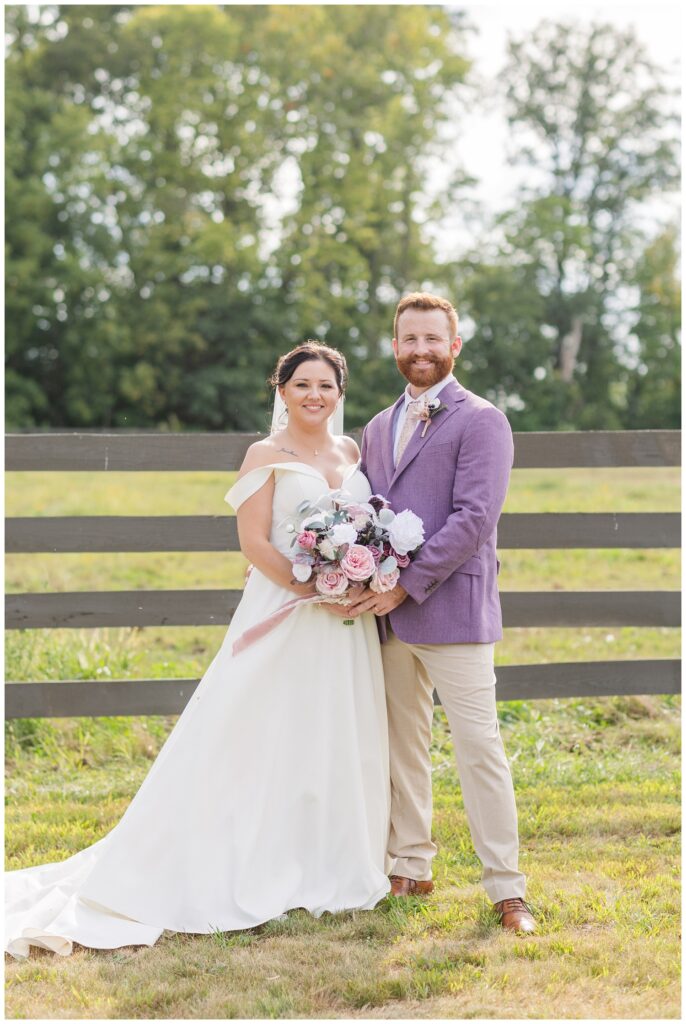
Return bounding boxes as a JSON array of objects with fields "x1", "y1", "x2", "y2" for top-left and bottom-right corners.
[{"x1": 278, "y1": 446, "x2": 299, "y2": 457}]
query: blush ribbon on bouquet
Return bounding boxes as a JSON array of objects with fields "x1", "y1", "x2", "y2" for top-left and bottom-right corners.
[{"x1": 232, "y1": 594, "x2": 349, "y2": 656}]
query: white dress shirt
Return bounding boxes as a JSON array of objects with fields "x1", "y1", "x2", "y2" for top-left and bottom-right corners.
[{"x1": 392, "y1": 374, "x2": 455, "y2": 463}]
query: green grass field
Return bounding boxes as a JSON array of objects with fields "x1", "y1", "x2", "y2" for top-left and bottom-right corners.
[{"x1": 4, "y1": 466, "x2": 681, "y2": 1018}]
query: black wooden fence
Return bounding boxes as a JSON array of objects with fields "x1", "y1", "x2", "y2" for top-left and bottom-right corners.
[{"x1": 5, "y1": 430, "x2": 681, "y2": 718}]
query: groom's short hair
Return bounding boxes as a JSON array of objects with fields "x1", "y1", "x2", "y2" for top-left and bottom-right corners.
[{"x1": 394, "y1": 293, "x2": 459, "y2": 341}]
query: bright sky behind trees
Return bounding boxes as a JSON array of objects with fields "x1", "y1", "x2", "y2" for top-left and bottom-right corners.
[{"x1": 437, "y1": 2, "x2": 681, "y2": 255}]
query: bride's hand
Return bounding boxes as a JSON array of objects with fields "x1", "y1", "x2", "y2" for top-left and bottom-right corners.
[
  {"x1": 316, "y1": 587, "x2": 369, "y2": 619},
  {"x1": 319, "y1": 601, "x2": 355, "y2": 618},
  {"x1": 289, "y1": 580, "x2": 318, "y2": 599}
]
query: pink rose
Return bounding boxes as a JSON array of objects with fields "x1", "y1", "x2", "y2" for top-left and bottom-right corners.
[
  {"x1": 370, "y1": 567, "x2": 400, "y2": 593},
  {"x1": 315, "y1": 569, "x2": 349, "y2": 598},
  {"x1": 297, "y1": 530, "x2": 317, "y2": 550},
  {"x1": 368, "y1": 545, "x2": 383, "y2": 566},
  {"x1": 345, "y1": 502, "x2": 374, "y2": 517},
  {"x1": 340, "y1": 544, "x2": 376, "y2": 582}
]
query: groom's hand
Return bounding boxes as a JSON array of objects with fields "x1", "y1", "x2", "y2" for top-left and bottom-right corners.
[
  {"x1": 370, "y1": 584, "x2": 408, "y2": 616},
  {"x1": 336, "y1": 586, "x2": 374, "y2": 617},
  {"x1": 345, "y1": 584, "x2": 408, "y2": 617}
]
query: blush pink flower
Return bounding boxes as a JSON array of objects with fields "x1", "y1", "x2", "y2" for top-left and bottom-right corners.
[
  {"x1": 315, "y1": 569, "x2": 349, "y2": 597},
  {"x1": 297, "y1": 530, "x2": 318, "y2": 550},
  {"x1": 345, "y1": 502, "x2": 374, "y2": 517},
  {"x1": 368, "y1": 545, "x2": 383, "y2": 565},
  {"x1": 340, "y1": 544, "x2": 376, "y2": 582},
  {"x1": 370, "y1": 567, "x2": 400, "y2": 593}
]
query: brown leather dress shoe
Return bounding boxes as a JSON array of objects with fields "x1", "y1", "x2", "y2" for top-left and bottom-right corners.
[
  {"x1": 389, "y1": 875, "x2": 434, "y2": 897},
  {"x1": 493, "y1": 897, "x2": 536, "y2": 933}
]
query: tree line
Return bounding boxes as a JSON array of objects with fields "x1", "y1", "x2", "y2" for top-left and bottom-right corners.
[{"x1": 5, "y1": 5, "x2": 680, "y2": 431}]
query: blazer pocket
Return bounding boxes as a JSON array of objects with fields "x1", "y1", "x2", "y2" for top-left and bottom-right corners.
[
  {"x1": 424, "y1": 440, "x2": 455, "y2": 456},
  {"x1": 455, "y1": 555, "x2": 482, "y2": 575}
]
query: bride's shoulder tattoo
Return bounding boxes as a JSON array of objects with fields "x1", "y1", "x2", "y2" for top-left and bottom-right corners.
[{"x1": 278, "y1": 446, "x2": 299, "y2": 457}]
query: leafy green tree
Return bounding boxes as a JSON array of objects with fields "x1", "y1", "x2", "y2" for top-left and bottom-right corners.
[
  {"x1": 5, "y1": 4, "x2": 472, "y2": 429},
  {"x1": 453, "y1": 259, "x2": 577, "y2": 430},
  {"x1": 253, "y1": 5, "x2": 471, "y2": 424},
  {"x1": 491, "y1": 20, "x2": 680, "y2": 428},
  {"x1": 625, "y1": 226, "x2": 680, "y2": 428},
  {"x1": 5, "y1": 5, "x2": 128, "y2": 427},
  {"x1": 452, "y1": 19, "x2": 679, "y2": 430},
  {"x1": 6, "y1": 9, "x2": 679, "y2": 432}
]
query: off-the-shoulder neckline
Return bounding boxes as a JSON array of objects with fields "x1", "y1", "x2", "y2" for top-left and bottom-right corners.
[{"x1": 238, "y1": 460, "x2": 361, "y2": 491}]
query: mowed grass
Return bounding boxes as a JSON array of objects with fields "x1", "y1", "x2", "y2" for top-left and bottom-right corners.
[
  {"x1": 4, "y1": 465, "x2": 681, "y2": 1017},
  {"x1": 5, "y1": 699, "x2": 680, "y2": 1019},
  {"x1": 5, "y1": 466, "x2": 681, "y2": 516}
]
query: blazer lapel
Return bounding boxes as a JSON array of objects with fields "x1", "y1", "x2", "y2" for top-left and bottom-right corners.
[
  {"x1": 380, "y1": 394, "x2": 404, "y2": 485},
  {"x1": 390, "y1": 378, "x2": 467, "y2": 487}
]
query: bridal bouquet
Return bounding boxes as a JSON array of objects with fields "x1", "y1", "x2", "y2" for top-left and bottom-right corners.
[
  {"x1": 288, "y1": 493, "x2": 424, "y2": 619},
  {"x1": 232, "y1": 493, "x2": 424, "y2": 654}
]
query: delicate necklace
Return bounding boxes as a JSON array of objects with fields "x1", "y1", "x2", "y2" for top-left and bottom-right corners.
[{"x1": 284, "y1": 433, "x2": 325, "y2": 457}]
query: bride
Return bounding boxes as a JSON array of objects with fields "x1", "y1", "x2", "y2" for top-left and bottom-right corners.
[{"x1": 5, "y1": 342, "x2": 391, "y2": 959}]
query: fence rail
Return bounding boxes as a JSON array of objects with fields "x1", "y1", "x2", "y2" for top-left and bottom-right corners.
[
  {"x1": 5, "y1": 429, "x2": 680, "y2": 471},
  {"x1": 6, "y1": 512, "x2": 680, "y2": 552},
  {"x1": 6, "y1": 661, "x2": 680, "y2": 720},
  {"x1": 6, "y1": 589, "x2": 680, "y2": 631},
  {"x1": 5, "y1": 430, "x2": 681, "y2": 718}
]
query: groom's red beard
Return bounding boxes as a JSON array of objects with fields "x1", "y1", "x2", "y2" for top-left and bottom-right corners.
[{"x1": 396, "y1": 351, "x2": 455, "y2": 389}]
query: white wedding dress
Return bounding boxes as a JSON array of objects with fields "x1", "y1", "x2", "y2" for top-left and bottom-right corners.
[{"x1": 5, "y1": 462, "x2": 391, "y2": 958}]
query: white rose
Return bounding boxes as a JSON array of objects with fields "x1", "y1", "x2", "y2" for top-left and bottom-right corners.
[
  {"x1": 300, "y1": 514, "x2": 325, "y2": 530},
  {"x1": 292, "y1": 562, "x2": 312, "y2": 582},
  {"x1": 319, "y1": 538, "x2": 337, "y2": 560},
  {"x1": 331, "y1": 523, "x2": 358, "y2": 546},
  {"x1": 387, "y1": 509, "x2": 424, "y2": 556}
]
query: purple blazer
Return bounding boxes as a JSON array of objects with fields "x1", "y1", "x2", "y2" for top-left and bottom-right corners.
[{"x1": 360, "y1": 377, "x2": 513, "y2": 645}]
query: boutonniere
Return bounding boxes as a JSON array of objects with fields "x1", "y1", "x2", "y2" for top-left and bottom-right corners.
[{"x1": 418, "y1": 397, "x2": 448, "y2": 437}]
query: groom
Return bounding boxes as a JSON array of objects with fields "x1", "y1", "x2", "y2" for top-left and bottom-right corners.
[{"x1": 350, "y1": 292, "x2": 535, "y2": 934}]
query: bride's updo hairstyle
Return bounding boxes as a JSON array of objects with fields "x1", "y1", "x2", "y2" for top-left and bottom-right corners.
[{"x1": 269, "y1": 341, "x2": 348, "y2": 396}]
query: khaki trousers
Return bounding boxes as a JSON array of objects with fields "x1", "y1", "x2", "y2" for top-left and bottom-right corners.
[{"x1": 381, "y1": 627, "x2": 525, "y2": 903}]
